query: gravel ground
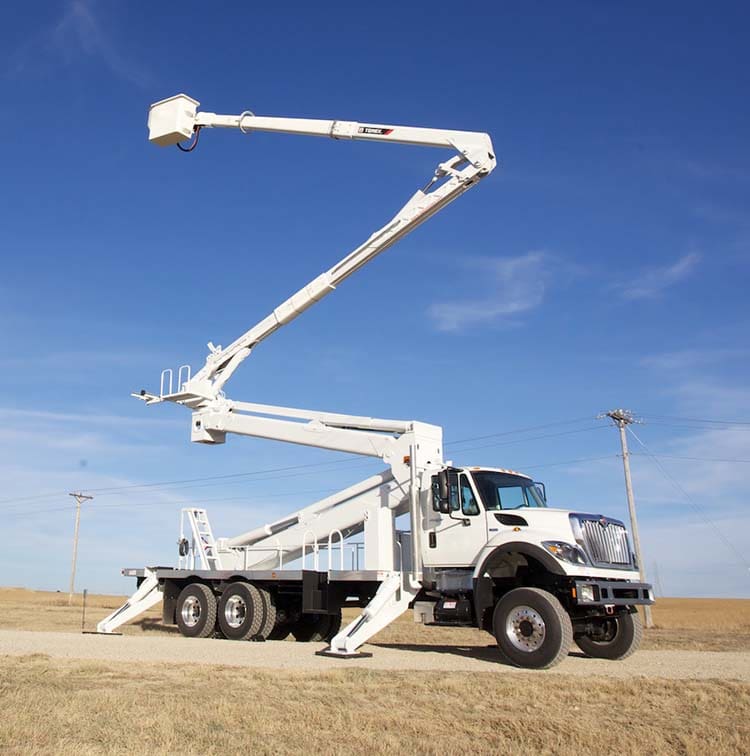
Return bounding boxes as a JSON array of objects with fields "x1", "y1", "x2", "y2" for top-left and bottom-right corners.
[{"x1": 1, "y1": 629, "x2": 748, "y2": 679}]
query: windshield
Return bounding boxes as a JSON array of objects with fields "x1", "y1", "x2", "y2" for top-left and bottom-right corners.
[{"x1": 471, "y1": 472, "x2": 547, "y2": 510}]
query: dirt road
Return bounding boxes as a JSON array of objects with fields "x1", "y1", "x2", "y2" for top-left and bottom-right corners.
[{"x1": 1, "y1": 628, "x2": 748, "y2": 679}]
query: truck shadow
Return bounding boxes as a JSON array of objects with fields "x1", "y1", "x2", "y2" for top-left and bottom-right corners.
[
  {"x1": 132, "y1": 618, "x2": 180, "y2": 635},
  {"x1": 370, "y1": 642, "x2": 505, "y2": 665},
  {"x1": 371, "y1": 642, "x2": 587, "y2": 666}
]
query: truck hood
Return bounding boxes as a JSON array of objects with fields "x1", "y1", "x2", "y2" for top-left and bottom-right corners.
[{"x1": 482, "y1": 507, "x2": 639, "y2": 581}]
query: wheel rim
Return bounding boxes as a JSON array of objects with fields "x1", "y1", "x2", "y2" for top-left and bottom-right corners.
[
  {"x1": 224, "y1": 595, "x2": 247, "y2": 629},
  {"x1": 181, "y1": 596, "x2": 202, "y2": 628},
  {"x1": 589, "y1": 618, "x2": 618, "y2": 644},
  {"x1": 505, "y1": 605, "x2": 546, "y2": 652}
]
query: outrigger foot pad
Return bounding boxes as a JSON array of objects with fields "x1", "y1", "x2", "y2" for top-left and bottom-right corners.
[
  {"x1": 315, "y1": 649, "x2": 373, "y2": 659},
  {"x1": 81, "y1": 631, "x2": 123, "y2": 636}
]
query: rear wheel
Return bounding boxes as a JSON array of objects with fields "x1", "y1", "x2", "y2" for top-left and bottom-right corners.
[
  {"x1": 291, "y1": 611, "x2": 342, "y2": 642},
  {"x1": 576, "y1": 611, "x2": 643, "y2": 660},
  {"x1": 492, "y1": 587, "x2": 573, "y2": 669},
  {"x1": 255, "y1": 585, "x2": 277, "y2": 639},
  {"x1": 175, "y1": 583, "x2": 217, "y2": 639},
  {"x1": 217, "y1": 582, "x2": 264, "y2": 640}
]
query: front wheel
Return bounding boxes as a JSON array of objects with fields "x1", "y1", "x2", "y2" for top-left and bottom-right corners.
[
  {"x1": 575, "y1": 611, "x2": 643, "y2": 660},
  {"x1": 493, "y1": 587, "x2": 573, "y2": 669}
]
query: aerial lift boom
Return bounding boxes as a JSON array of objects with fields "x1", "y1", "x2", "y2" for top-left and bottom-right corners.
[
  {"x1": 98, "y1": 95, "x2": 497, "y2": 653},
  {"x1": 141, "y1": 94, "x2": 496, "y2": 407}
]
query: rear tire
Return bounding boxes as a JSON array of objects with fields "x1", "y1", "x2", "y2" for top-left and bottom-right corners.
[
  {"x1": 291, "y1": 611, "x2": 342, "y2": 642},
  {"x1": 175, "y1": 583, "x2": 217, "y2": 639},
  {"x1": 255, "y1": 585, "x2": 277, "y2": 639},
  {"x1": 217, "y1": 582, "x2": 264, "y2": 641},
  {"x1": 492, "y1": 587, "x2": 573, "y2": 669},
  {"x1": 576, "y1": 611, "x2": 643, "y2": 660}
]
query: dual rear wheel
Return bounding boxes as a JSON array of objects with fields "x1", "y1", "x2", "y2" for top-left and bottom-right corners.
[{"x1": 174, "y1": 581, "x2": 341, "y2": 643}]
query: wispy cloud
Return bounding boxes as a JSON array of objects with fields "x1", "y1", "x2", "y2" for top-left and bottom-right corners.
[
  {"x1": 641, "y1": 347, "x2": 749, "y2": 372},
  {"x1": 681, "y1": 158, "x2": 749, "y2": 182},
  {"x1": 617, "y1": 252, "x2": 700, "y2": 300},
  {"x1": 428, "y1": 251, "x2": 549, "y2": 332},
  {"x1": 5, "y1": 0, "x2": 150, "y2": 87}
]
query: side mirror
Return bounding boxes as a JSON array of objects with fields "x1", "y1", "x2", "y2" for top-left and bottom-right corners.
[
  {"x1": 436, "y1": 470, "x2": 452, "y2": 513},
  {"x1": 437, "y1": 469, "x2": 449, "y2": 501}
]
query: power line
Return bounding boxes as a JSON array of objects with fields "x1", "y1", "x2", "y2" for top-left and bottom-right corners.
[
  {"x1": 447, "y1": 416, "x2": 594, "y2": 446},
  {"x1": 3, "y1": 488, "x2": 346, "y2": 518},
  {"x1": 0, "y1": 456, "x2": 370, "y2": 507},
  {"x1": 641, "y1": 421, "x2": 750, "y2": 433},
  {"x1": 4, "y1": 451, "x2": 619, "y2": 523},
  {"x1": 521, "y1": 454, "x2": 617, "y2": 470},
  {"x1": 627, "y1": 426, "x2": 750, "y2": 573},
  {"x1": 645, "y1": 414, "x2": 750, "y2": 427},
  {"x1": 0, "y1": 415, "x2": 598, "y2": 508},
  {"x1": 632, "y1": 452, "x2": 750, "y2": 464},
  {"x1": 450, "y1": 425, "x2": 606, "y2": 456}
]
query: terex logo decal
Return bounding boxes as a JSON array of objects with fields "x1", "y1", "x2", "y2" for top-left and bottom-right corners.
[{"x1": 358, "y1": 126, "x2": 394, "y2": 136}]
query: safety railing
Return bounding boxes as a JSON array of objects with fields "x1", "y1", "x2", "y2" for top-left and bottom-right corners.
[
  {"x1": 327, "y1": 529, "x2": 345, "y2": 573},
  {"x1": 239, "y1": 538, "x2": 285, "y2": 569},
  {"x1": 301, "y1": 530, "x2": 320, "y2": 571},
  {"x1": 160, "y1": 365, "x2": 192, "y2": 397}
]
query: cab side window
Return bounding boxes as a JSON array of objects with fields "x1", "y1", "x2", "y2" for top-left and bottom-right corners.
[{"x1": 460, "y1": 476, "x2": 480, "y2": 516}]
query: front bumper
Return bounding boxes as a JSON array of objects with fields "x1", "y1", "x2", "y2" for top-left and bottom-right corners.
[{"x1": 574, "y1": 579, "x2": 653, "y2": 606}]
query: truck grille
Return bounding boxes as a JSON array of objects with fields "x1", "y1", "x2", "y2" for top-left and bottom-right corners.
[{"x1": 574, "y1": 516, "x2": 633, "y2": 568}]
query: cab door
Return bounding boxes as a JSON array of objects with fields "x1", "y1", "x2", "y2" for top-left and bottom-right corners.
[{"x1": 423, "y1": 470, "x2": 489, "y2": 567}]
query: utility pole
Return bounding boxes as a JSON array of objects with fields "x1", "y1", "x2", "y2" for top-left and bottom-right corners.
[
  {"x1": 68, "y1": 492, "x2": 93, "y2": 606},
  {"x1": 601, "y1": 409, "x2": 653, "y2": 628}
]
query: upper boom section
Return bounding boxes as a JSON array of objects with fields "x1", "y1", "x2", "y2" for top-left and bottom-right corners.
[
  {"x1": 142, "y1": 94, "x2": 496, "y2": 407},
  {"x1": 148, "y1": 93, "x2": 495, "y2": 156}
]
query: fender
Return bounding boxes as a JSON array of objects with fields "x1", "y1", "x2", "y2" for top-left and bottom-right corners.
[{"x1": 472, "y1": 541, "x2": 566, "y2": 631}]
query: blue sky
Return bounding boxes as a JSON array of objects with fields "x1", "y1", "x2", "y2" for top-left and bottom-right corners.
[{"x1": 1, "y1": 1, "x2": 748, "y2": 597}]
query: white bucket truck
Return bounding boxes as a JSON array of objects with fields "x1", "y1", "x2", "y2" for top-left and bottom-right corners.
[{"x1": 98, "y1": 95, "x2": 652, "y2": 669}]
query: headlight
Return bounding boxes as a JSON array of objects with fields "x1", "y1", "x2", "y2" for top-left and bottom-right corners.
[
  {"x1": 578, "y1": 584, "x2": 596, "y2": 603},
  {"x1": 542, "y1": 541, "x2": 589, "y2": 565}
]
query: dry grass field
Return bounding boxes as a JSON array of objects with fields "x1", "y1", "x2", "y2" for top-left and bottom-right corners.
[
  {"x1": 1, "y1": 654, "x2": 748, "y2": 755},
  {"x1": 2, "y1": 588, "x2": 749, "y2": 754}
]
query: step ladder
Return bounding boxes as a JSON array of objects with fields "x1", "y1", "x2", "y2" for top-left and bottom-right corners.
[{"x1": 181, "y1": 508, "x2": 224, "y2": 570}]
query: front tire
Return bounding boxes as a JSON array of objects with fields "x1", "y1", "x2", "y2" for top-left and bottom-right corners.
[
  {"x1": 493, "y1": 587, "x2": 573, "y2": 669},
  {"x1": 575, "y1": 611, "x2": 643, "y2": 660},
  {"x1": 175, "y1": 583, "x2": 217, "y2": 639}
]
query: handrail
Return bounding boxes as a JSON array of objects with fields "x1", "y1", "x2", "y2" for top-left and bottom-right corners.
[
  {"x1": 327, "y1": 529, "x2": 345, "y2": 573},
  {"x1": 160, "y1": 368, "x2": 173, "y2": 397},
  {"x1": 301, "y1": 530, "x2": 319, "y2": 571},
  {"x1": 178, "y1": 364, "x2": 192, "y2": 391}
]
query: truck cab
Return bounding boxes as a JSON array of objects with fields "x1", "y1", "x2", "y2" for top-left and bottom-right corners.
[{"x1": 417, "y1": 466, "x2": 653, "y2": 668}]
